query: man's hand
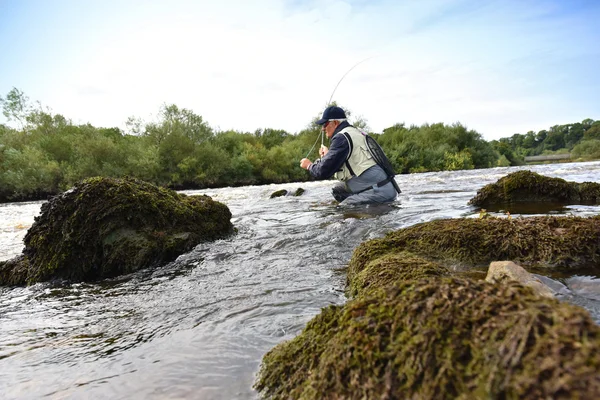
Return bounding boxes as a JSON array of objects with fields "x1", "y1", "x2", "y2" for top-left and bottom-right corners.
[
  {"x1": 300, "y1": 158, "x2": 312, "y2": 170},
  {"x1": 319, "y1": 145, "x2": 328, "y2": 157}
]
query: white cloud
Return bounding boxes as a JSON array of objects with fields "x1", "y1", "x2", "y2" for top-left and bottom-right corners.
[{"x1": 1, "y1": 0, "x2": 599, "y2": 140}]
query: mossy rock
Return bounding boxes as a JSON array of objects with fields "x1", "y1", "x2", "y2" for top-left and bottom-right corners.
[
  {"x1": 468, "y1": 170, "x2": 600, "y2": 208},
  {"x1": 348, "y1": 216, "x2": 600, "y2": 274},
  {"x1": 255, "y1": 277, "x2": 600, "y2": 399},
  {"x1": 293, "y1": 188, "x2": 305, "y2": 197},
  {"x1": 270, "y1": 189, "x2": 288, "y2": 198},
  {"x1": 0, "y1": 177, "x2": 233, "y2": 286},
  {"x1": 347, "y1": 251, "x2": 450, "y2": 297}
]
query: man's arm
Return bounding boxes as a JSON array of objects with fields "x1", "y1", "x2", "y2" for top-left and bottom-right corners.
[{"x1": 307, "y1": 134, "x2": 349, "y2": 179}]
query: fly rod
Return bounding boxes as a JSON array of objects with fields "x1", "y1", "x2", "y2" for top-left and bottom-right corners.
[{"x1": 304, "y1": 56, "x2": 375, "y2": 159}]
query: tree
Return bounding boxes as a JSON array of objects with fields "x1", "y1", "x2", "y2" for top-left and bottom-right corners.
[
  {"x1": 144, "y1": 104, "x2": 213, "y2": 145},
  {"x1": 254, "y1": 128, "x2": 290, "y2": 149},
  {"x1": 0, "y1": 87, "x2": 33, "y2": 129},
  {"x1": 572, "y1": 139, "x2": 600, "y2": 160},
  {"x1": 584, "y1": 123, "x2": 600, "y2": 141}
]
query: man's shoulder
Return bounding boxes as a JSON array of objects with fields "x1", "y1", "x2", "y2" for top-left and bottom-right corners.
[{"x1": 331, "y1": 132, "x2": 350, "y2": 147}]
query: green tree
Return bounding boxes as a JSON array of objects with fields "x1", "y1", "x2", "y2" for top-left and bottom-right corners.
[
  {"x1": 0, "y1": 87, "x2": 33, "y2": 129},
  {"x1": 572, "y1": 139, "x2": 600, "y2": 160}
]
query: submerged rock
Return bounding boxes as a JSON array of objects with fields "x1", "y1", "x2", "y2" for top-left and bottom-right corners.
[
  {"x1": 270, "y1": 189, "x2": 288, "y2": 198},
  {"x1": 468, "y1": 170, "x2": 600, "y2": 208},
  {"x1": 255, "y1": 277, "x2": 600, "y2": 399},
  {"x1": 0, "y1": 177, "x2": 233, "y2": 286}
]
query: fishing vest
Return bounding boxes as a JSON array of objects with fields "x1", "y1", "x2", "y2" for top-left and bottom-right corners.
[{"x1": 334, "y1": 126, "x2": 378, "y2": 182}]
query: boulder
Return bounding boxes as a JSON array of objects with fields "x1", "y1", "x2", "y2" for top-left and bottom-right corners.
[
  {"x1": 255, "y1": 277, "x2": 600, "y2": 399},
  {"x1": 0, "y1": 177, "x2": 233, "y2": 286},
  {"x1": 256, "y1": 215, "x2": 600, "y2": 399},
  {"x1": 468, "y1": 170, "x2": 600, "y2": 208},
  {"x1": 485, "y1": 261, "x2": 555, "y2": 298}
]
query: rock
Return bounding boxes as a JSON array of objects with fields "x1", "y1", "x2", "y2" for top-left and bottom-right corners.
[
  {"x1": 0, "y1": 177, "x2": 233, "y2": 286},
  {"x1": 256, "y1": 215, "x2": 600, "y2": 399},
  {"x1": 293, "y1": 188, "x2": 305, "y2": 196},
  {"x1": 468, "y1": 170, "x2": 600, "y2": 208},
  {"x1": 270, "y1": 189, "x2": 288, "y2": 198},
  {"x1": 348, "y1": 216, "x2": 600, "y2": 273},
  {"x1": 255, "y1": 277, "x2": 600, "y2": 399},
  {"x1": 485, "y1": 261, "x2": 555, "y2": 297}
]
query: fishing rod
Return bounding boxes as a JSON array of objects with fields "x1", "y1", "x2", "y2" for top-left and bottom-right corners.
[{"x1": 304, "y1": 56, "x2": 375, "y2": 159}]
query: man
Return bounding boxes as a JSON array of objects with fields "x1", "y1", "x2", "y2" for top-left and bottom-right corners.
[{"x1": 300, "y1": 106, "x2": 398, "y2": 205}]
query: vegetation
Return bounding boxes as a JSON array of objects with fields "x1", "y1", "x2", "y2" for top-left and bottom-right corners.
[
  {"x1": 491, "y1": 118, "x2": 600, "y2": 164},
  {"x1": 1, "y1": 88, "x2": 598, "y2": 202}
]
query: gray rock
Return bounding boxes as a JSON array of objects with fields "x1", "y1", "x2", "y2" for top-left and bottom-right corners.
[{"x1": 486, "y1": 261, "x2": 555, "y2": 298}]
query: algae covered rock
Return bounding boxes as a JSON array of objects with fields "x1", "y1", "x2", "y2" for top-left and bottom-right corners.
[
  {"x1": 468, "y1": 170, "x2": 600, "y2": 208},
  {"x1": 270, "y1": 189, "x2": 288, "y2": 198},
  {"x1": 347, "y1": 251, "x2": 449, "y2": 297},
  {"x1": 255, "y1": 277, "x2": 600, "y2": 399},
  {"x1": 0, "y1": 177, "x2": 233, "y2": 286},
  {"x1": 348, "y1": 216, "x2": 600, "y2": 273}
]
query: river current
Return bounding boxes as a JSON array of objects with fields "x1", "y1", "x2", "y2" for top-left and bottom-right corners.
[{"x1": 1, "y1": 162, "x2": 600, "y2": 399}]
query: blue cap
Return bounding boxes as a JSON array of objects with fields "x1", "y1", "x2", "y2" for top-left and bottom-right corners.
[{"x1": 316, "y1": 106, "x2": 347, "y2": 125}]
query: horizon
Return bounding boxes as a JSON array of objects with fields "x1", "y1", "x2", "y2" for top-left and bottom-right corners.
[{"x1": 1, "y1": 0, "x2": 599, "y2": 140}]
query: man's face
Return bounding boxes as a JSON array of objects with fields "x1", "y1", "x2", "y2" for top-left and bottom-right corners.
[{"x1": 322, "y1": 120, "x2": 337, "y2": 138}]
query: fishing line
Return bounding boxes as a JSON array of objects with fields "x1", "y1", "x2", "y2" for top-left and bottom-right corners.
[{"x1": 304, "y1": 56, "x2": 375, "y2": 159}]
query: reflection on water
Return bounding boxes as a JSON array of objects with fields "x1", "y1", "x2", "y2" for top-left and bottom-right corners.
[
  {"x1": 478, "y1": 200, "x2": 600, "y2": 215},
  {"x1": 0, "y1": 161, "x2": 599, "y2": 399},
  {"x1": 480, "y1": 201, "x2": 571, "y2": 214}
]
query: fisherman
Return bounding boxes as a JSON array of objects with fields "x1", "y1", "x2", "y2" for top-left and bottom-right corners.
[{"x1": 300, "y1": 106, "x2": 398, "y2": 205}]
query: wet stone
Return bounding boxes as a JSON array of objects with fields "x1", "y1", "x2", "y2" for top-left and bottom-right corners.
[{"x1": 0, "y1": 177, "x2": 234, "y2": 286}]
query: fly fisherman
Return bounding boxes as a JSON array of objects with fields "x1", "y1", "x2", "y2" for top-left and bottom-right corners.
[{"x1": 300, "y1": 106, "x2": 398, "y2": 205}]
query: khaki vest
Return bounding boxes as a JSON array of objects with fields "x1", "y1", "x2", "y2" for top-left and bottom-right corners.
[{"x1": 334, "y1": 126, "x2": 377, "y2": 181}]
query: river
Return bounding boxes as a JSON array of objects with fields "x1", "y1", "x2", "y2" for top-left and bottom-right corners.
[{"x1": 1, "y1": 162, "x2": 600, "y2": 399}]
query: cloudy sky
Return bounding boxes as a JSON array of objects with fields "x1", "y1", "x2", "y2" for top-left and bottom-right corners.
[{"x1": 1, "y1": 0, "x2": 599, "y2": 140}]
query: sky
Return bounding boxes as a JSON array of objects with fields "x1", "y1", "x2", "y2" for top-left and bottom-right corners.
[{"x1": 1, "y1": 0, "x2": 599, "y2": 140}]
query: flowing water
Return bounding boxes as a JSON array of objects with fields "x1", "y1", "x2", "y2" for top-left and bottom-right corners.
[{"x1": 1, "y1": 162, "x2": 600, "y2": 399}]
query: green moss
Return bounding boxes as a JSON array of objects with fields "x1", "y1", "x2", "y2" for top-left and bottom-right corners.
[
  {"x1": 347, "y1": 251, "x2": 450, "y2": 297},
  {"x1": 1, "y1": 177, "x2": 234, "y2": 285},
  {"x1": 294, "y1": 188, "x2": 305, "y2": 196},
  {"x1": 578, "y1": 181, "x2": 600, "y2": 202},
  {"x1": 348, "y1": 216, "x2": 600, "y2": 273},
  {"x1": 0, "y1": 256, "x2": 30, "y2": 286},
  {"x1": 255, "y1": 305, "x2": 343, "y2": 399},
  {"x1": 255, "y1": 277, "x2": 600, "y2": 399},
  {"x1": 468, "y1": 170, "x2": 600, "y2": 208}
]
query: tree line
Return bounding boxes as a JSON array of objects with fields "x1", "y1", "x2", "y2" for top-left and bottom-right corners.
[
  {"x1": 1, "y1": 88, "x2": 598, "y2": 202},
  {"x1": 490, "y1": 119, "x2": 600, "y2": 165}
]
